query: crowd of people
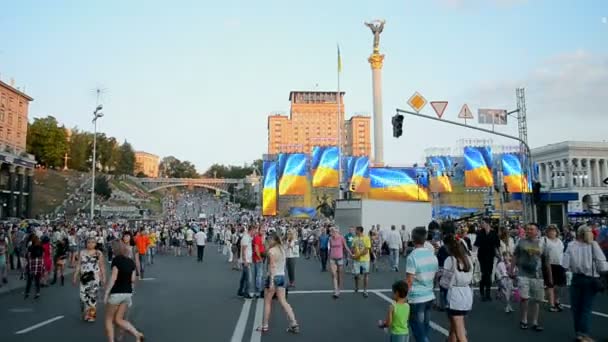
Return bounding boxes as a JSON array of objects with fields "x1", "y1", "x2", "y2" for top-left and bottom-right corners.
[{"x1": 1, "y1": 192, "x2": 608, "y2": 342}]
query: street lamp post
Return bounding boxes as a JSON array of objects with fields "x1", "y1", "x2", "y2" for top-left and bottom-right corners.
[{"x1": 90, "y1": 105, "x2": 104, "y2": 221}]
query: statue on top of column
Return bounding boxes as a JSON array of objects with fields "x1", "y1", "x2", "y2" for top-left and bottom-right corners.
[{"x1": 365, "y1": 19, "x2": 386, "y2": 53}]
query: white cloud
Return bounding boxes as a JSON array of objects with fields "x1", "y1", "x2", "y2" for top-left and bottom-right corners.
[{"x1": 470, "y1": 50, "x2": 608, "y2": 146}]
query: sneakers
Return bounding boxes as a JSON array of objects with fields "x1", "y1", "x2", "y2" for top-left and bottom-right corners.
[
  {"x1": 363, "y1": 291, "x2": 369, "y2": 298},
  {"x1": 505, "y1": 306, "x2": 514, "y2": 313}
]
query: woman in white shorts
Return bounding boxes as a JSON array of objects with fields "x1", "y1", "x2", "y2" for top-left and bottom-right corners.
[
  {"x1": 328, "y1": 228, "x2": 351, "y2": 299},
  {"x1": 104, "y1": 242, "x2": 144, "y2": 342}
]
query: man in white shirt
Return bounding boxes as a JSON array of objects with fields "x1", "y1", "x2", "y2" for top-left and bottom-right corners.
[
  {"x1": 194, "y1": 229, "x2": 207, "y2": 262},
  {"x1": 386, "y1": 225, "x2": 403, "y2": 272},
  {"x1": 185, "y1": 228, "x2": 194, "y2": 256},
  {"x1": 237, "y1": 226, "x2": 254, "y2": 299}
]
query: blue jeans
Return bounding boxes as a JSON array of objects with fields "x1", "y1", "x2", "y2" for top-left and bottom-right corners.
[
  {"x1": 409, "y1": 300, "x2": 433, "y2": 342},
  {"x1": 238, "y1": 264, "x2": 252, "y2": 296},
  {"x1": 390, "y1": 248, "x2": 399, "y2": 269},
  {"x1": 570, "y1": 274, "x2": 597, "y2": 337},
  {"x1": 253, "y1": 262, "x2": 264, "y2": 294},
  {"x1": 138, "y1": 254, "x2": 146, "y2": 278},
  {"x1": 389, "y1": 334, "x2": 409, "y2": 342}
]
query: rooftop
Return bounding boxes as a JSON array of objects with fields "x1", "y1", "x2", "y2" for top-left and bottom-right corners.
[
  {"x1": 532, "y1": 141, "x2": 608, "y2": 154},
  {"x1": 0, "y1": 79, "x2": 34, "y2": 101},
  {"x1": 289, "y1": 91, "x2": 345, "y2": 101}
]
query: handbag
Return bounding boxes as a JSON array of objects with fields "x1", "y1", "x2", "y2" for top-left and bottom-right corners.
[
  {"x1": 80, "y1": 271, "x2": 95, "y2": 284},
  {"x1": 440, "y1": 256, "x2": 457, "y2": 289},
  {"x1": 591, "y1": 243, "x2": 608, "y2": 293}
]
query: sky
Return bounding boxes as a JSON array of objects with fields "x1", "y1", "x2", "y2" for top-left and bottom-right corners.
[{"x1": 1, "y1": 0, "x2": 607, "y2": 172}]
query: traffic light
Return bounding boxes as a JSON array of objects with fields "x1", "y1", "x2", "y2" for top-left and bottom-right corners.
[
  {"x1": 532, "y1": 181, "x2": 542, "y2": 204},
  {"x1": 392, "y1": 114, "x2": 404, "y2": 138}
]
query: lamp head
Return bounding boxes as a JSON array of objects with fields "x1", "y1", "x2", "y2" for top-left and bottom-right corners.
[{"x1": 95, "y1": 104, "x2": 103, "y2": 112}]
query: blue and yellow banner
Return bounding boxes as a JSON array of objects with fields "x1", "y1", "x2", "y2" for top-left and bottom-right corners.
[
  {"x1": 289, "y1": 207, "x2": 317, "y2": 218},
  {"x1": 502, "y1": 153, "x2": 529, "y2": 193},
  {"x1": 464, "y1": 146, "x2": 494, "y2": 187},
  {"x1": 262, "y1": 161, "x2": 277, "y2": 216},
  {"x1": 427, "y1": 156, "x2": 453, "y2": 193},
  {"x1": 312, "y1": 146, "x2": 339, "y2": 188},
  {"x1": 350, "y1": 156, "x2": 370, "y2": 193},
  {"x1": 278, "y1": 153, "x2": 309, "y2": 196},
  {"x1": 368, "y1": 167, "x2": 430, "y2": 202},
  {"x1": 343, "y1": 156, "x2": 355, "y2": 184}
]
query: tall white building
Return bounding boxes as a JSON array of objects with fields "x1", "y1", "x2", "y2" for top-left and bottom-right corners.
[{"x1": 532, "y1": 141, "x2": 608, "y2": 213}]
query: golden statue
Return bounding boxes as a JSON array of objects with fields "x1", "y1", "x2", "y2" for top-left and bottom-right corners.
[{"x1": 365, "y1": 19, "x2": 386, "y2": 53}]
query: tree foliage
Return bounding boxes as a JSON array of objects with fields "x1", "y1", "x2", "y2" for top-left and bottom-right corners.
[
  {"x1": 94, "y1": 175, "x2": 112, "y2": 200},
  {"x1": 159, "y1": 156, "x2": 198, "y2": 178},
  {"x1": 114, "y1": 141, "x2": 136, "y2": 175},
  {"x1": 202, "y1": 159, "x2": 263, "y2": 179},
  {"x1": 26, "y1": 116, "x2": 68, "y2": 168}
]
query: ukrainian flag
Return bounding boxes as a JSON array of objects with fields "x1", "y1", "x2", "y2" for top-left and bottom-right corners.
[
  {"x1": 289, "y1": 207, "x2": 317, "y2": 218},
  {"x1": 313, "y1": 146, "x2": 339, "y2": 188},
  {"x1": 427, "y1": 156, "x2": 453, "y2": 193},
  {"x1": 262, "y1": 161, "x2": 277, "y2": 216},
  {"x1": 311, "y1": 146, "x2": 324, "y2": 175},
  {"x1": 368, "y1": 168, "x2": 430, "y2": 202},
  {"x1": 343, "y1": 156, "x2": 355, "y2": 184},
  {"x1": 350, "y1": 156, "x2": 370, "y2": 193},
  {"x1": 502, "y1": 153, "x2": 530, "y2": 193},
  {"x1": 278, "y1": 153, "x2": 308, "y2": 196},
  {"x1": 464, "y1": 146, "x2": 494, "y2": 187}
]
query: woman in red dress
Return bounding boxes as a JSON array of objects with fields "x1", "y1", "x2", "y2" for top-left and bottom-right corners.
[{"x1": 41, "y1": 236, "x2": 53, "y2": 286}]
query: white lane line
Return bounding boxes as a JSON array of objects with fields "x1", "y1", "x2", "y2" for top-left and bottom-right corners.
[
  {"x1": 557, "y1": 304, "x2": 608, "y2": 319},
  {"x1": 15, "y1": 315, "x2": 64, "y2": 335},
  {"x1": 140, "y1": 278, "x2": 156, "y2": 281},
  {"x1": 9, "y1": 308, "x2": 34, "y2": 313},
  {"x1": 290, "y1": 289, "x2": 392, "y2": 294},
  {"x1": 373, "y1": 291, "x2": 449, "y2": 337},
  {"x1": 230, "y1": 299, "x2": 252, "y2": 342},
  {"x1": 250, "y1": 299, "x2": 264, "y2": 342}
]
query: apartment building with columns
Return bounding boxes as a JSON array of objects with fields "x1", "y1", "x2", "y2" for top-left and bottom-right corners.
[
  {"x1": 532, "y1": 141, "x2": 608, "y2": 213},
  {"x1": 0, "y1": 79, "x2": 36, "y2": 218}
]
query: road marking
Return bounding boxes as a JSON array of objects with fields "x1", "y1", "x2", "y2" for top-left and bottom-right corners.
[
  {"x1": 373, "y1": 291, "x2": 449, "y2": 337},
  {"x1": 15, "y1": 315, "x2": 64, "y2": 335},
  {"x1": 554, "y1": 303, "x2": 608, "y2": 319},
  {"x1": 230, "y1": 299, "x2": 252, "y2": 342},
  {"x1": 250, "y1": 299, "x2": 264, "y2": 342},
  {"x1": 9, "y1": 308, "x2": 34, "y2": 313},
  {"x1": 140, "y1": 278, "x2": 156, "y2": 281}
]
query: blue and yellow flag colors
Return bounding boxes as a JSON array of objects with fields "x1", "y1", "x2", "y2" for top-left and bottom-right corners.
[
  {"x1": 502, "y1": 153, "x2": 529, "y2": 193},
  {"x1": 278, "y1": 153, "x2": 309, "y2": 196},
  {"x1": 427, "y1": 156, "x2": 453, "y2": 193},
  {"x1": 289, "y1": 207, "x2": 317, "y2": 219},
  {"x1": 262, "y1": 161, "x2": 277, "y2": 216},
  {"x1": 368, "y1": 168, "x2": 430, "y2": 202},
  {"x1": 312, "y1": 146, "x2": 339, "y2": 188},
  {"x1": 464, "y1": 146, "x2": 494, "y2": 188},
  {"x1": 337, "y1": 44, "x2": 342, "y2": 73},
  {"x1": 350, "y1": 156, "x2": 370, "y2": 193},
  {"x1": 343, "y1": 156, "x2": 355, "y2": 184}
]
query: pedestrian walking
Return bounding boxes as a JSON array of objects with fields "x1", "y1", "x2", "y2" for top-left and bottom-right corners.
[
  {"x1": 255, "y1": 232, "x2": 299, "y2": 334},
  {"x1": 328, "y1": 227, "x2": 350, "y2": 298},
  {"x1": 25, "y1": 235, "x2": 44, "y2": 299},
  {"x1": 318, "y1": 228, "x2": 329, "y2": 272},
  {"x1": 496, "y1": 252, "x2": 515, "y2": 313},
  {"x1": 387, "y1": 225, "x2": 402, "y2": 272},
  {"x1": 352, "y1": 226, "x2": 371, "y2": 297},
  {"x1": 73, "y1": 237, "x2": 106, "y2": 322},
  {"x1": 562, "y1": 225, "x2": 608, "y2": 341},
  {"x1": 0, "y1": 230, "x2": 9, "y2": 286},
  {"x1": 51, "y1": 237, "x2": 68, "y2": 286},
  {"x1": 104, "y1": 241, "x2": 145, "y2": 342},
  {"x1": 194, "y1": 228, "x2": 206, "y2": 262},
  {"x1": 41, "y1": 235, "x2": 52, "y2": 286},
  {"x1": 405, "y1": 226, "x2": 438, "y2": 342},
  {"x1": 237, "y1": 226, "x2": 254, "y2": 299},
  {"x1": 134, "y1": 229, "x2": 149, "y2": 280},
  {"x1": 379, "y1": 280, "x2": 410, "y2": 342},
  {"x1": 285, "y1": 228, "x2": 299, "y2": 288},
  {"x1": 543, "y1": 225, "x2": 565, "y2": 312},
  {"x1": 252, "y1": 225, "x2": 266, "y2": 297},
  {"x1": 474, "y1": 218, "x2": 500, "y2": 301}
]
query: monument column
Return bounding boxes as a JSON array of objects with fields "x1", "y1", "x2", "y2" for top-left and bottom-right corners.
[{"x1": 365, "y1": 19, "x2": 386, "y2": 165}]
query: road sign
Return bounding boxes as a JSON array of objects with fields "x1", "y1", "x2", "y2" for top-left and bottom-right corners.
[
  {"x1": 408, "y1": 92, "x2": 427, "y2": 113},
  {"x1": 458, "y1": 104, "x2": 474, "y2": 119},
  {"x1": 478, "y1": 108, "x2": 507, "y2": 125},
  {"x1": 430, "y1": 101, "x2": 448, "y2": 119}
]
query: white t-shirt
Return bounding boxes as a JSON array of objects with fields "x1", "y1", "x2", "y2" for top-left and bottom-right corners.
[
  {"x1": 544, "y1": 237, "x2": 564, "y2": 265},
  {"x1": 286, "y1": 239, "x2": 300, "y2": 258},
  {"x1": 240, "y1": 234, "x2": 253, "y2": 264},
  {"x1": 194, "y1": 231, "x2": 206, "y2": 246},
  {"x1": 386, "y1": 230, "x2": 402, "y2": 250},
  {"x1": 185, "y1": 229, "x2": 194, "y2": 242}
]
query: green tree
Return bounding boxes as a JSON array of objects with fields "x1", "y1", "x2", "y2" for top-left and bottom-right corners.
[
  {"x1": 115, "y1": 141, "x2": 136, "y2": 175},
  {"x1": 67, "y1": 128, "x2": 93, "y2": 171},
  {"x1": 26, "y1": 116, "x2": 68, "y2": 168},
  {"x1": 94, "y1": 175, "x2": 112, "y2": 200},
  {"x1": 96, "y1": 134, "x2": 119, "y2": 172},
  {"x1": 159, "y1": 156, "x2": 199, "y2": 178}
]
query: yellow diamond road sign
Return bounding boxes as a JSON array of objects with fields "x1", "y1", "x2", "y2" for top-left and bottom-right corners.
[{"x1": 408, "y1": 92, "x2": 427, "y2": 113}]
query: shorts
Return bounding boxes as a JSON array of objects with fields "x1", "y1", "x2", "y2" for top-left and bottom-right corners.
[
  {"x1": 518, "y1": 276, "x2": 544, "y2": 302},
  {"x1": 330, "y1": 258, "x2": 344, "y2": 266},
  {"x1": 545, "y1": 264, "x2": 566, "y2": 288},
  {"x1": 187, "y1": 241, "x2": 193, "y2": 246},
  {"x1": 447, "y1": 309, "x2": 469, "y2": 317},
  {"x1": 352, "y1": 260, "x2": 370, "y2": 275},
  {"x1": 264, "y1": 275, "x2": 286, "y2": 288},
  {"x1": 108, "y1": 293, "x2": 133, "y2": 306}
]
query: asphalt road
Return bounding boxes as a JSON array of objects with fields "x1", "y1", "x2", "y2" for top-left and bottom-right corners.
[{"x1": 1, "y1": 245, "x2": 607, "y2": 342}]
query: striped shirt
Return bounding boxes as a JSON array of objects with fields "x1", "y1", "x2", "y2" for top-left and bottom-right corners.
[{"x1": 406, "y1": 247, "x2": 438, "y2": 304}]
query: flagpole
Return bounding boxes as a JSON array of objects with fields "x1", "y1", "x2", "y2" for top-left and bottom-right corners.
[{"x1": 337, "y1": 45, "x2": 343, "y2": 200}]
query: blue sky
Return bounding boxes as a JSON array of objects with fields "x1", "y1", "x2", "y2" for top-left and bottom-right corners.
[{"x1": 1, "y1": 0, "x2": 606, "y2": 172}]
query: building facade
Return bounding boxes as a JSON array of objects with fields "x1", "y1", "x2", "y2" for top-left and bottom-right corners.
[
  {"x1": 134, "y1": 152, "x2": 160, "y2": 178},
  {"x1": 532, "y1": 141, "x2": 608, "y2": 213},
  {"x1": 0, "y1": 79, "x2": 36, "y2": 218},
  {"x1": 267, "y1": 91, "x2": 371, "y2": 156}
]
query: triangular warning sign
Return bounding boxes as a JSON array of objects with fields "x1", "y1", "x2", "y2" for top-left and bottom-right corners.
[
  {"x1": 430, "y1": 101, "x2": 448, "y2": 119},
  {"x1": 458, "y1": 104, "x2": 474, "y2": 119}
]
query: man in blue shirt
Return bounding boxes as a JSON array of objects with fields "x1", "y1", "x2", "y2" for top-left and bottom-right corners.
[{"x1": 318, "y1": 228, "x2": 330, "y2": 272}]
